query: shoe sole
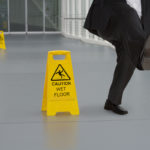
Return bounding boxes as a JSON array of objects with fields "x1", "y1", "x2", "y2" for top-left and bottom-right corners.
[{"x1": 104, "y1": 107, "x2": 128, "y2": 115}]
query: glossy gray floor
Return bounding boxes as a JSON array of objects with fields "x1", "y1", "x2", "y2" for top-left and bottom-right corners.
[{"x1": 1, "y1": 34, "x2": 150, "y2": 150}]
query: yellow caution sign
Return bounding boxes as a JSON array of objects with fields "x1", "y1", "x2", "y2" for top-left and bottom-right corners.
[
  {"x1": 0, "y1": 31, "x2": 6, "y2": 50},
  {"x1": 42, "y1": 50, "x2": 80, "y2": 116}
]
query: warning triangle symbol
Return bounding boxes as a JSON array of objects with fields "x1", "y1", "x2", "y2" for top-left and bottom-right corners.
[{"x1": 51, "y1": 64, "x2": 71, "y2": 81}]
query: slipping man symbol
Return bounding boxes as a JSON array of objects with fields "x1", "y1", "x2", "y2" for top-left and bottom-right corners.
[{"x1": 56, "y1": 70, "x2": 65, "y2": 79}]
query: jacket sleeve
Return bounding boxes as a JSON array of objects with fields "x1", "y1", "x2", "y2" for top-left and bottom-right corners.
[
  {"x1": 82, "y1": 0, "x2": 104, "y2": 36},
  {"x1": 93, "y1": 0, "x2": 104, "y2": 5}
]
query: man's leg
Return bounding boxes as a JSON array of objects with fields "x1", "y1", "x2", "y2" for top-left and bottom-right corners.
[
  {"x1": 113, "y1": 4, "x2": 146, "y2": 70},
  {"x1": 99, "y1": 3, "x2": 146, "y2": 69},
  {"x1": 107, "y1": 41, "x2": 136, "y2": 105},
  {"x1": 104, "y1": 42, "x2": 136, "y2": 115}
]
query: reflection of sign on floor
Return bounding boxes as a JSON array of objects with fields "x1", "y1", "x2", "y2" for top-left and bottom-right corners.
[
  {"x1": 42, "y1": 50, "x2": 80, "y2": 116},
  {"x1": 0, "y1": 31, "x2": 6, "y2": 50},
  {"x1": 51, "y1": 64, "x2": 71, "y2": 81}
]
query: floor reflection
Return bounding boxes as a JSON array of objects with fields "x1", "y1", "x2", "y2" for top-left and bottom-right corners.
[
  {"x1": 42, "y1": 112, "x2": 79, "y2": 150},
  {"x1": 0, "y1": 49, "x2": 7, "y2": 60}
]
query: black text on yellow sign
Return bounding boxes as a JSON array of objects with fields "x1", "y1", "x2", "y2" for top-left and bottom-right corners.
[
  {"x1": 41, "y1": 50, "x2": 80, "y2": 116},
  {"x1": 0, "y1": 31, "x2": 6, "y2": 50}
]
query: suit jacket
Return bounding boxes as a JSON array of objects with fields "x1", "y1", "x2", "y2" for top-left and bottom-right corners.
[{"x1": 83, "y1": 0, "x2": 150, "y2": 37}]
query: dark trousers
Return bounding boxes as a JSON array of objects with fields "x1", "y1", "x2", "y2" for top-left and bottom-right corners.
[
  {"x1": 97, "y1": 3, "x2": 147, "y2": 105},
  {"x1": 107, "y1": 41, "x2": 136, "y2": 105}
]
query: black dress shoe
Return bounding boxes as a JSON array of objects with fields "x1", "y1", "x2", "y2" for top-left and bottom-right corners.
[{"x1": 104, "y1": 100, "x2": 128, "y2": 115}]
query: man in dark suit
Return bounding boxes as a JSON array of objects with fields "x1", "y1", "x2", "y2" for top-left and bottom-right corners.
[{"x1": 83, "y1": 0, "x2": 150, "y2": 115}]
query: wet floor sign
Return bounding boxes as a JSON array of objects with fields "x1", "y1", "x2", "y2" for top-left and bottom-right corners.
[
  {"x1": 0, "y1": 31, "x2": 6, "y2": 50},
  {"x1": 41, "y1": 50, "x2": 80, "y2": 116}
]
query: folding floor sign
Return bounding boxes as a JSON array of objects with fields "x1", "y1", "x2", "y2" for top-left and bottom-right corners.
[
  {"x1": 0, "y1": 31, "x2": 6, "y2": 50},
  {"x1": 41, "y1": 50, "x2": 80, "y2": 116}
]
